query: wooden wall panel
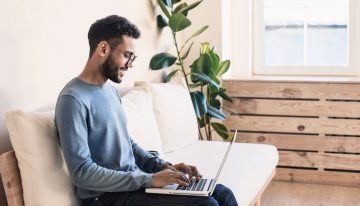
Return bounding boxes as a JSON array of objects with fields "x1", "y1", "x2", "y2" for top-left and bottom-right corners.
[
  {"x1": 223, "y1": 81, "x2": 360, "y2": 100},
  {"x1": 223, "y1": 80, "x2": 360, "y2": 187},
  {"x1": 236, "y1": 132, "x2": 360, "y2": 153},
  {"x1": 278, "y1": 151, "x2": 360, "y2": 171},
  {"x1": 227, "y1": 116, "x2": 360, "y2": 136},
  {"x1": 224, "y1": 99, "x2": 360, "y2": 117},
  {"x1": 275, "y1": 168, "x2": 360, "y2": 187}
]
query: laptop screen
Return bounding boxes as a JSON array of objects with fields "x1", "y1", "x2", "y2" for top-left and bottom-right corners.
[{"x1": 213, "y1": 130, "x2": 238, "y2": 182}]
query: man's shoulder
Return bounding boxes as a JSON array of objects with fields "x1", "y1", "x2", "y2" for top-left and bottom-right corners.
[
  {"x1": 107, "y1": 83, "x2": 120, "y2": 97},
  {"x1": 59, "y1": 78, "x2": 89, "y2": 98},
  {"x1": 57, "y1": 78, "x2": 87, "y2": 104}
]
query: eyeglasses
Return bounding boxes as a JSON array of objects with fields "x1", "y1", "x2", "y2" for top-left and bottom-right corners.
[{"x1": 124, "y1": 52, "x2": 137, "y2": 66}]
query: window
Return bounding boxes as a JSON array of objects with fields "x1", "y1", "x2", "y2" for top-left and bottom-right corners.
[{"x1": 252, "y1": 0, "x2": 360, "y2": 76}]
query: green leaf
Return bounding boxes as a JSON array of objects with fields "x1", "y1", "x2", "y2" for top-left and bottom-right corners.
[
  {"x1": 172, "y1": 0, "x2": 181, "y2": 4},
  {"x1": 211, "y1": 122, "x2": 229, "y2": 139},
  {"x1": 216, "y1": 60, "x2": 231, "y2": 76},
  {"x1": 181, "y1": 42, "x2": 193, "y2": 60},
  {"x1": 190, "y1": 92, "x2": 207, "y2": 117},
  {"x1": 211, "y1": 99, "x2": 221, "y2": 110},
  {"x1": 189, "y1": 26, "x2": 209, "y2": 41},
  {"x1": 190, "y1": 93, "x2": 200, "y2": 117},
  {"x1": 196, "y1": 54, "x2": 212, "y2": 75},
  {"x1": 162, "y1": 0, "x2": 172, "y2": 7},
  {"x1": 177, "y1": 0, "x2": 203, "y2": 14},
  {"x1": 209, "y1": 71, "x2": 220, "y2": 84},
  {"x1": 157, "y1": 15, "x2": 168, "y2": 28},
  {"x1": 174, "y1": 3, "x2": 188, "y2": 16},
  {"x1": 189, "y1": 83, "x2": 202, "y2": 89},
  {"x1": 206, "y1": 105, "x2": 225, "y2": 120},
  {"x1": 169, "y1": 13, "x2": 191, "y2": 32},
  {"x1": 218, "y1": 88, "x2": 233, "y2": 102},
  {"x1": 149, "y1": 53, "x2": 177, "y2": 70},
  {"x1": 166, "y1": 69, "x2": 179, "y2": 82},
  {"x1": 208, "y1": 84, "x2": 218, "y2": 99},
  {"x1": 191, "y1": 72, "x2": 219, "y2": 88},
  {"x1": 190, "y1": 59, "x2": 199, "y2": 73},
  {"x1": 158, "y1": 0, "x2": 171, "y2": 18},
  {"x1": 189, "y1": 70, "x2": 199, "y2": 84},
  {"x1": 198, "y1": 116, "x2": 206, "y2": 128},
  {"x1": 200, "y1": 42, "x2": 210, "y2": 54},
  {"x1": 209, "y1": 50, "x2": 220, "y2": 74},
  {"x1": 181, "y1": 26, "x2": 209, "y2": 52}
]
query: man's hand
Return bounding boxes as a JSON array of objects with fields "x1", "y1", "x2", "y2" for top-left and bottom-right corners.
[
  {"x1": 151, "y1": 169, "x2": 191, "y2": 187},
  {"x1": 162, "y1": 162, "x2": 203, "y2": 181}
]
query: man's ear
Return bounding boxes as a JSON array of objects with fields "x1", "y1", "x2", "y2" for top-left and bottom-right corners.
[{"x1": 96, "y1": 41, "x2": 110, "y2": 57}]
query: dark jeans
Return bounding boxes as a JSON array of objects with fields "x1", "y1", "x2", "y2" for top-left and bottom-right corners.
[{"x1": 82, "y1": 184, "x2": 238, "y2": 206}]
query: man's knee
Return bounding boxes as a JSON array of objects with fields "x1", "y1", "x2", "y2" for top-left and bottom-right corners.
[
  {"x1": 199, "y1": 197, "x2": 219, "y2": 206},
  {"x1": 216, "y1": 184, "x2": 230, "y2": 191},
  {"x1": 215, "y1": 184, "x2": 233, "y2": 195},
  {"x1": 212, "y1": 184, "x2": 238, "y2": 206}
]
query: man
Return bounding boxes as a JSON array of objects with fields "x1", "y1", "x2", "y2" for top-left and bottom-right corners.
[{"x1": 55, "y1": 15, "x2": 238, "y2": 206}]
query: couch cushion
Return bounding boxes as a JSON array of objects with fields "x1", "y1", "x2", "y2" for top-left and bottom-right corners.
[
  {"x1": 5, "y1": 111, "x2": 80, "y2": 206},
  {"x1": 121, "y1": 86, "x2": 164, "y2": 154},
  {"x1": 137, "y1": 82, "x2": 198, "y2": 153},
  {"x1": 163, "y1": 141, "x2": 279, "y2": 205}
]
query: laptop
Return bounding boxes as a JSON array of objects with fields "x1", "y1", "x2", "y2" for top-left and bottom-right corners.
[{"x1": 145, "y1": 130, "x2": 238, "y2": 196}]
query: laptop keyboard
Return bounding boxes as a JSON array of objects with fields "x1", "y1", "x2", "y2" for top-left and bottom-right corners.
[{"x1": 176, "y1": 178, "x2": 208, "y2": 191}]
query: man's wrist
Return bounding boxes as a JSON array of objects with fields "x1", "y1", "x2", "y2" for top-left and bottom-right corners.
[{"x1": 161, "y1": 162, "x2": 173, "y2": 170}]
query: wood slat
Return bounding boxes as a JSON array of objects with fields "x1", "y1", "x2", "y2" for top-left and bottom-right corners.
[
  {"x1": 236, "y1": 132, "x2": 360, "y2": 153},
  {"x1": 223, "y1": 80, "x2": 360, "y2": 100},
  {"x1": 0, "y1": 150, "x2": 24, "y2": 206},
  {"x1": 224, "y1": 99, "x2": 360, "y2": 117},
  {"x1": 226, "y1": 115, "x2": 360, "y2": 136},
  {"x1": 275, "y1": 168, "x2": 360, "y2": 187},
  {"x1": 278, "y1": 151, "x2": 360, "y2": 171}
]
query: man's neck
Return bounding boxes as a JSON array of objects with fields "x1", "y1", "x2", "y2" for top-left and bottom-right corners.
[{"x1": 78, "y1": 59, "x2": 107, "y2": 85}]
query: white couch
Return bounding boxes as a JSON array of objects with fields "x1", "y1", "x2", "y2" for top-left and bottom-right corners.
[{"x1": 1, "y1": 81, "x2": 278, "y2": 206}]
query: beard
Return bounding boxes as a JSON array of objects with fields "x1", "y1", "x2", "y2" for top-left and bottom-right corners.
[{"x1": 102, "y1": 54, "x2": 124, "y2": 84}]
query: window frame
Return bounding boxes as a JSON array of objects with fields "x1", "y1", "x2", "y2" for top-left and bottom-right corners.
[{"x1": 252, "y1": 0, "x2": 360, "y2": 76}]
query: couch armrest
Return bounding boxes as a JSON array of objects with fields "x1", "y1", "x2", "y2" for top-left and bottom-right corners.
[{"x1": 0, "y1": 150, "x2": 24, "y2": 206}]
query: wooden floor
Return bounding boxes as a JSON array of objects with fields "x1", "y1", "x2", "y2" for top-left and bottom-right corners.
[{"x1": 262, "y1": 181, "x2": 360, "y2": 206}]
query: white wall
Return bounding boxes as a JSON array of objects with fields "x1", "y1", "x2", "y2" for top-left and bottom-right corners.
[
  {"x1": 181, "y1": 0, "x2": 223, "y2": 69},
  {"x1": 0, "y1": 0, "x2": 172, "y2": 205}
]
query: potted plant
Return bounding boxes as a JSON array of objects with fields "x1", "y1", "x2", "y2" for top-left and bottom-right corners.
[{"x1": 149, "y1": 0, "x2": 233, "y2": 140}]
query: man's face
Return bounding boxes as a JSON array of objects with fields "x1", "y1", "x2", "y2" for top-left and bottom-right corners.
[{"x1": 102, "y1": 36, "x2": 135, "y2": 84}]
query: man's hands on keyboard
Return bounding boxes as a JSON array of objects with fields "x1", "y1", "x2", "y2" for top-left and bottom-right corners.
[
  {"x1": 161, "y1": 162, "x2": 203, "y2": 181},
  {"x1": 151, "y1": 169, "x2": 191, "y2": 188}
]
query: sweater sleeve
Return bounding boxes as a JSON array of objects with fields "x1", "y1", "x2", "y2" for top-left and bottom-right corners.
[
  {"x1": 55, "y1": 95, "x2": 153, "y2": 192},
  {"x1": 131, "y1": 139, "x2": 167, "y2": 173}
]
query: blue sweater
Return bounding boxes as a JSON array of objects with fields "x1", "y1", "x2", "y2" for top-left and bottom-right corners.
[{"x1": 55, "y1": 78, "x2": 166, "y2": 199}]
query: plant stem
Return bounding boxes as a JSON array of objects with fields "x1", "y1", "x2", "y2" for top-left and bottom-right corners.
[
  {"x1": 171, "y1": 31, "x2": 204, "y2": 140},
  {"x1": 198, "y1": 124, "x2": 203, "y2": 140},
  {"x1": 204, "y1": 120, "x2": 208, "y2": 140},
  {"x1": 207, "y1": 116, "x2": 212, "y2": 140},
  {"x1": 206, "y1": 86, "x2": 212, "y2": 140},
  {"x1": 201, "y1": 85, "x2": 209, "y2": 140},
  {"x1": 172, "y1": 32, "x2": 190, "y2": 91}
]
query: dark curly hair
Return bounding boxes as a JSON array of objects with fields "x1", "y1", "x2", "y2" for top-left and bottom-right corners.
[{"x1": 88, "y1": 15, "x2": 141, "y2": 58}]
